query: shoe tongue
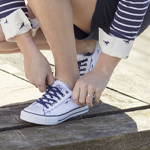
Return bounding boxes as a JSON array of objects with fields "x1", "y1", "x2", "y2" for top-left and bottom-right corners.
[
  {"x1": 77, "y1": 52, "x2": 92, "y2": 60},
  {"x1": 77, "y1": 53, "x2": 84, "y2": 60},
  {"x1": 52, "y1": 80, "x2": 71, "y2": 92}
]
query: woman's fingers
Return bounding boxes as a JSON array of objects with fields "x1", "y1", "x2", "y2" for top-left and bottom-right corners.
[
  {"x1": 86, "y1": 94, "x2": 94, "y2": 108},
  {"x1": 47, "y1": 70, "x2": 55, "y2": 86},
  {"x1": 73, "y1": 79, "x2": 100, "y2": 108},
  {"x1": 24, "y1": 50, "x2": 54, "y2": 93},
  {"x1": 36, "y1": 70, "x2": 54, "y2": 92},
  {"x1": 73, "y1": 81, "x2": 99, "y2": 107},
  {"x1": 38, "y1": 83, "x2": 47, "y2": 93},
  {"x1": 79, "y1": 86, "x2": 87, "y2": 105},
  {"x1": 72, "y1": 68, "x2": 110, "y2": 108},
  {"x1": 86, "y1": 86, "x2": 95, "y2": 108},
  {"x1": 72, "y1": 84, "x2": 82, "y2": 107}
]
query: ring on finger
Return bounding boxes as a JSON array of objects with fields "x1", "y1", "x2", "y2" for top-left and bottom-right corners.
[{"x1": 87, "y1": 94, "x2": 94, "y2": 99}]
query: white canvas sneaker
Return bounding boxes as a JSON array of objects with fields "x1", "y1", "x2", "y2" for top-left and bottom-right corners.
[
  {"x1": 20, "y1": 80, "x2": 89, "y2": 125},
  {"x1": 77, "y1": 42, "x2": 101, "y2": 76}
]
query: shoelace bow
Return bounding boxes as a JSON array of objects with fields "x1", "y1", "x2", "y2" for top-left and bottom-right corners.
[
  {"x1": 77, "y1": 58, "x2": 88, "y2": 76},
  {"x1": 37, "y1": 86, "x2": 64, "y2": 108}
]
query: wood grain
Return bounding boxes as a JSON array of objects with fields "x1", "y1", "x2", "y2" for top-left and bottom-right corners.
[{"x1": 1, "y1": 109, "x2": 150, "y2": 150}]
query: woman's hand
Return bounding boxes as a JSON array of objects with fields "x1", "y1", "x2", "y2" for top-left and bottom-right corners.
[
  {"x1": 24, "y1": 50, "x2": 54, "y2": 92},
  {"x1": 15, "y1": 31, "x2": 54, "y2": 92},
  {"x1": 72, "y1": 67, "x2": 110, "y2": 108},
  {"x1": 72, "y1": 52, "x2": 121, "y2": 108}
]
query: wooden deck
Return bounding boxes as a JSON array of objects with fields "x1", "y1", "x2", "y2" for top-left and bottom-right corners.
[
  {"x1": 0, "y1": 68, "x2": 150, "y2": 149},
  {"x1": 0, "y1": 27, "x2": 150, "y2": 149}
]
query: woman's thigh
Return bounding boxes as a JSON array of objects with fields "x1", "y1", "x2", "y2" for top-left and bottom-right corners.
[{"x1": 70, "y1": 0, "x2": 97, "y2": 34}]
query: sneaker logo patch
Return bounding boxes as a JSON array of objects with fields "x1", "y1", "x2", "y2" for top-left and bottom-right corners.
[
  {"x1": 124, "y1": 40, "x2": 130, "y2": 44},
  {"x1": 4, "y1": 19, "x2": 8, "y2": 24},
  {"x1": 20, "y1": 22, "x2": 25, "y2": 29},
  {"x1": 103, "y1": 40, "x2": 110, "y2": 45}
]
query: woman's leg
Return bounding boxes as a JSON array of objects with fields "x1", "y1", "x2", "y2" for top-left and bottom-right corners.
[
  {"x1": 71, "y1": 0, "x2": 97, "y2": 35},
  {"x1": 71, "y1": 0, "x2": 97, "y2": 54},
  {"x1": 28, "y1": 0, "x2": 78, "y2": 89},
  {"x1": 27, "y1": 0, "x2": 97, "y2": 89},
  {"x1": 0, "y1": 0, "x2": 97, "y2": 55}
]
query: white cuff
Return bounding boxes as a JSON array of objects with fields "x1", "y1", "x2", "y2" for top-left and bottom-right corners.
[
  {"x1": 99, "y1": 28, "x2": 134, "y2": 59},
  {"x1": 1, "y1": 9, "x2": 39, "y2": 42}
]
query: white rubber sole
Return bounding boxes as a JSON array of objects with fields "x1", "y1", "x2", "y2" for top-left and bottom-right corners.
[{"x1": 20, "y1": 105, "x2": 89, "y2": 125}]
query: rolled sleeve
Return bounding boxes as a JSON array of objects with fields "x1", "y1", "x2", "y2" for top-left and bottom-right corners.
[
  {"x1": 99, "y1": 28, "x2": 134, "y2": 59},
  {"x1": 1, "y1": 9, "x2": 40, "y2": 42},
  {"x1": 1, "y1": 9, "x2": 32, "y2": 42}
]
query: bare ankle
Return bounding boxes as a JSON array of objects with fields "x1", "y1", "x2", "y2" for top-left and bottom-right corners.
[
  {"x1": 76, "y1": 39, "x2": 96, "y2": 55},
  {"x1": 55, "y1": 75, "x2": 79, "y2": 90}
]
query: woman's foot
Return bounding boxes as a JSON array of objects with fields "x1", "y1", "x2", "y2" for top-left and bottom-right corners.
[
  {"x1": 20, "y1": 80, "x2": 89, "y2": 125},
  {"x1": 77, "y1": 42, "x2": 101, "y2": 76}
]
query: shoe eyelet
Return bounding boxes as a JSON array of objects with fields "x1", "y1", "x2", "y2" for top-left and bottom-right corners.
[
  {"x1": 84, "y1": 68, "x2": 86, "y2": 71},
  {"x1": 58, "y1": 97, "x2": 61, "y2": 100},
  {"x1": 66, "y1": 90, "x2": 69, "y2": 94},
  {"x1": 85, "y1": 58, "x2": 88, "y2": 61},
  {"x1": 55, "y1": 100, "x2": 58, "y2": 103},
  {"x1": 46, "y1": 106, "x2": 49, "y2": 109},
  {"x1": 62, "y1": 94, "x2": 65, "y2": 97},
  {"x1": 84, "y1": 63, "x2": 87, "y2": 66}
]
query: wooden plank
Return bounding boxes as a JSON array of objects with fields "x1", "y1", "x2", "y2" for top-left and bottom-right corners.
[
  {"x1": 0, "y1": 71, "x2": 42, "y2": 106},
  {"x1": 1, "y1": 109, "x2": 150, "y2": 150},
  {"x1": 116, "y1": 26, "x2": 150, "y2": 80},
  {"x1": 132, "y1": 26, "x2": 150, "y2": 55},
  {"x1": 0, "y1": 44, "x2": 150, "y2": 105},
  {"x1": 0, "y1": 87, "x2": 147, "y2": 131},
  {"x1": 117, "y1": 47, "x2": 150, "y2": 80},
  {"x1": 108, "y1": 68, "x2": 150, "y2": 104},
  {"x1": 0, "y1": 53, "x2": 149, "y2": 107},
  {"x1": 0, "y1": 51, "x2": 55, "y2": 79},
  {"x1": 139, "y1": 26, "x2": 150, "y2": 40},
  {"x1": 1, "y1": 51, "x2": 150, "y2": 105}
]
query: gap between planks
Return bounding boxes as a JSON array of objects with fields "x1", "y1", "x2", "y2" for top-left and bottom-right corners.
[{"x1": 0, "y1": 103, "x2": 150, "y2": 133}]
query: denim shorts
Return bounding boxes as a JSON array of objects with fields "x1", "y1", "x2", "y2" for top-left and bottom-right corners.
[{"x1": 74, "y1": 0, "x2": 150, "y2": 41}]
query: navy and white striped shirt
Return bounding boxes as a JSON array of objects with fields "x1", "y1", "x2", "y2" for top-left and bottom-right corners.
[
  {"x1": 0, "y1": 0, "x2": 28, "y2": 21},
  {"x1": 110, "y1": 0, "x2": 150, "y2": 40},
  {"x1": 0, "y1": 0, "x2": 149, "y2": 41}
]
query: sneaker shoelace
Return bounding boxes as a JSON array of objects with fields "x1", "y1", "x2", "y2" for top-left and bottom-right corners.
[
  {"x1": 37, "y1": 85, "x2": 68, "y2": 108},
  {"x1": 78, "y1": 58, "x2": 88, "y2": 76}
]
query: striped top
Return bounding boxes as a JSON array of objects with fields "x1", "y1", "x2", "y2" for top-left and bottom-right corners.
[
  {"x1": 0, "y1": 0, "x2": 149, "y2": 41},
  {"x1": 110, "y1": 0, "x2": 150, "y2": 40},
  {"x1": 0, "y1": 0, "x2": 28, "y2": 21}
]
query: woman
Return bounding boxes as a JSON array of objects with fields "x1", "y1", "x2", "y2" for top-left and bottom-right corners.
[{"x1": 0, "y1": 0, "x2": 150, "y2": 125}]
